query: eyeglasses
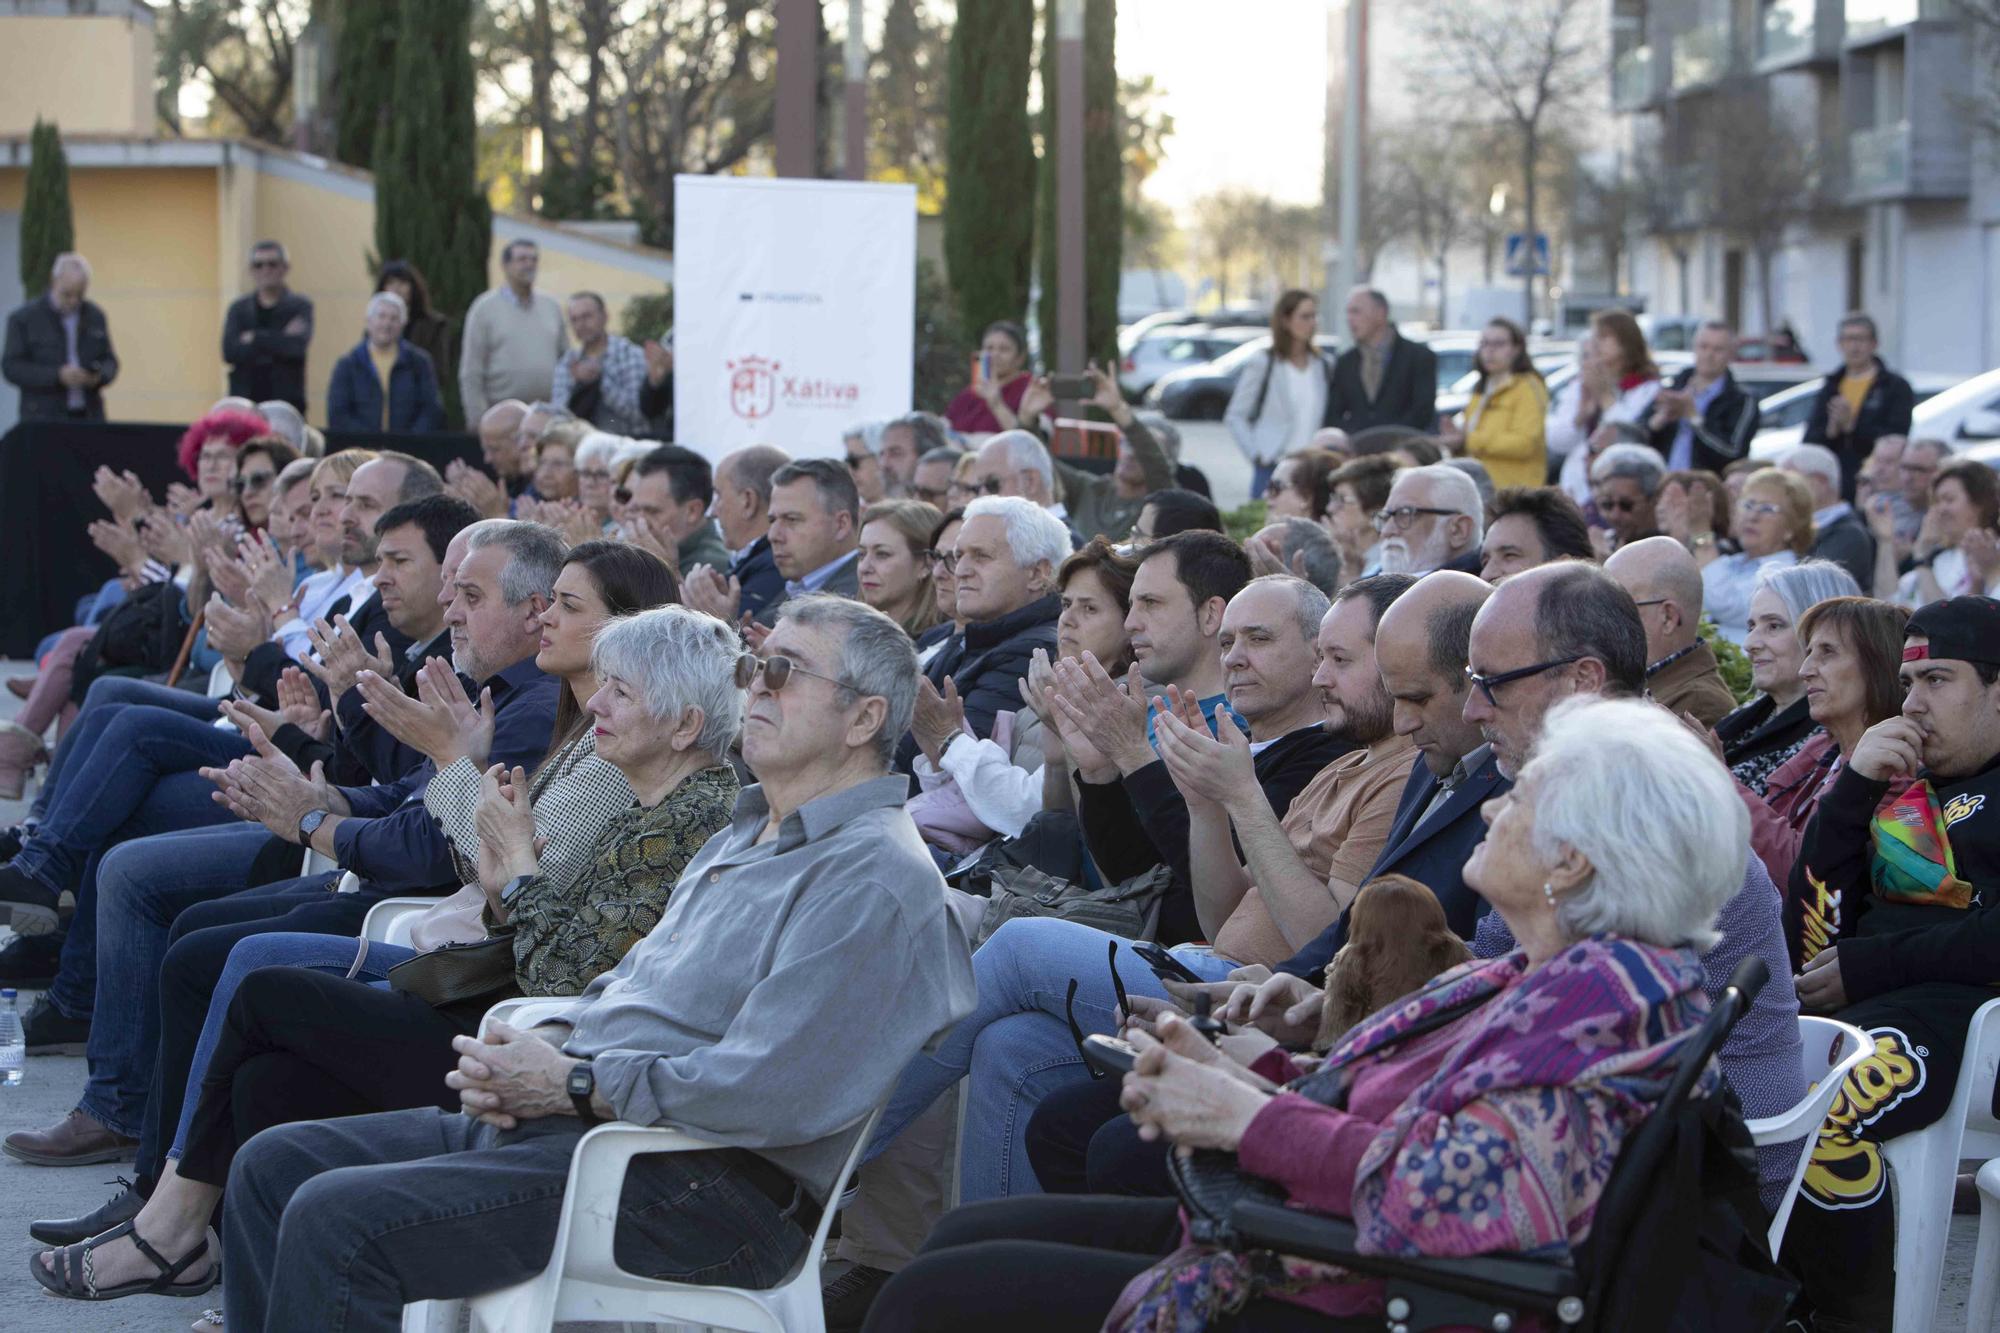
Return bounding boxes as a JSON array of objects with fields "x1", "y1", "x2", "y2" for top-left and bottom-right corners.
[
  {"x1": 924, "y1": 549, "x2": 955, "y2": 568},
  {"x1": 1325, "y1": 492, "x2": 1364, "y2": 511},
  {"x1": 844, "y1": 454, "x2": 873, "y2": 473},
  {"x1": 1066, "y1": 940, "x2": 1131, "y2": 1080},
  {"x1": 977, "y1": 477, "x2": 1007, "y2": 495},
  {"x1": 1594, "y1": 494, "x2": 1643, "y2": 514},
  {"x1": 1264, "y1": 479, "x2": 1291, "y2": 498},
  {"x1": 1898, "y1": 461, "x2": 1938, "y2": 476},
  {"x1": 1631, "y1": 597, "x2": 1668, "y2": 609},
  {"x1": 1372, "y1": 505, "x2": 1460, "y2": 533},
  {"x1": 734, "y1": 653, "x2": 861, "y2": 695},
  {"x1": 232, "y1": 471, "x2": 277, "y2": 494},
  {"x1": 1465, "y1": 655, "x2": 1583, "y2": 708},
  {"x1": 1739, "y1": 499, "x2": 1783, "y2": 518},
  {"x1": 578, "y1": 468, "x2": 613, "y2": 483},
  {"x1": 250, "y1": 258, "x2": 284, "y2": 270}
]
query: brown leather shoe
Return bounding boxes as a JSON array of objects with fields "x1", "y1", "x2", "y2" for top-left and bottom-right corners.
[
  {"x1": 1, "y1": 1108, "x2": 137, "y2": 1167},
  {"x1": 6, "y1": 676, "x2": 34, "y2": 700}
]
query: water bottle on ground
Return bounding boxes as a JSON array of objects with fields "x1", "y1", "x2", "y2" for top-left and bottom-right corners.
[{"x1": 0, "y1": 988, "x2": 23, "y2": 1086}]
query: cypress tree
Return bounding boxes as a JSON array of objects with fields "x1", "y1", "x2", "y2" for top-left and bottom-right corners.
[
  {"x1": 943, "y1": 0, "x2": 1036, "y2": 345},
  {"x1": 20, "y1": 119, "x2": 74, "y2": 300},
  {"x1": 333, "y1": 0, "x2": 398, "y2": 170},
  {"x1": 375, "y1": 0, "x2": 490, "y2": 424},
  {"x1": 1036, "y1": 0, "x2": 1121, "y2": 372}
]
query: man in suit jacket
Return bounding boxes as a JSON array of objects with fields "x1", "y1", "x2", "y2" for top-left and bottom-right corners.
[
  {"x1": 707, "y1": 444, "x2": 792, "y2": 623},
  {"x1": 1276, "y1": 572, "x2": 1504, "y2": 972},
  {"x1": 2, "y1": 253, "x2": 117, "y2": 421},
  {"x1": 1322, "y1": 287, "x2": 1437, "y2": 435}
]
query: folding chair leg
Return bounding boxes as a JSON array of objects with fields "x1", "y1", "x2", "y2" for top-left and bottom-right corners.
[
  {"x1": 1887, "y1": 1128, "x2": 1957, "y2": 1333},
  {"x1": 1968, "y1": 1161, "x2": 2000, "y2": 1333}
]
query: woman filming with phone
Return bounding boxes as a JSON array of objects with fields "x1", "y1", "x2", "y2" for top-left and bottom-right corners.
[{"x1": 946, "y1": 320, "x2": 1035, "y2": 435}]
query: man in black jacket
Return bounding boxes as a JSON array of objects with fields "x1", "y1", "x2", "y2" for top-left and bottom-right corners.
[
  {"x1": 1323, "y1": 287, "x2": 1437, "y2": 434},
  {"x1": 1785, "y1": 596, "x2": 2000, "y2": 1329},
  {"x1": 899, "y1": 495, "x2": 1068, "y2": 772},
  {"x1": 1802, "y1": 312, "x2": 1915, "y2": 500},
  {"x1": 1648, "y1": 319, "x2": 1758, "y2": 473},
  {"x1": 222, "y1": 241, "x2": 314, "y2": 412},
  {"x1": 2, "y1": 253, "x2": 117, "y2": 421},
  {"x1": 1782, "y1": 442, "x2": 1877, "y2": 592}
]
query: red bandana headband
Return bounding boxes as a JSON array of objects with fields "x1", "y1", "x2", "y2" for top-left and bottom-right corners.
[{"x1": 1903, "y1": 644, "x2": 1930, "y2": 663}]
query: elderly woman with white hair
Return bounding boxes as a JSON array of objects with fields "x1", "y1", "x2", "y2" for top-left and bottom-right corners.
[
  {"x1": 32, "y1": 605, "x2": 745, "y2": 1305},
  {"x1": 862, "y1": 697, "x2": 1749, "y2": 1333},
  {"x1": 572, "y1": 431, "x2": 628, "y2": 534},
  {"x1": 325, "y1": 290, "x2": 445, "y2": 433},
  {"x1": 1716, "y1": 558, "x2": 1862, "y2": 794}
]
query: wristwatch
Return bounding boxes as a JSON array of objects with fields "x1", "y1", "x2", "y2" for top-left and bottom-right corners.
[
  {"x1": 297, "y1": 808, "x2": 331, "y2": 845},
  {"x1": 567, "y1": 1061, "x2": 603, "y2": 1124}
]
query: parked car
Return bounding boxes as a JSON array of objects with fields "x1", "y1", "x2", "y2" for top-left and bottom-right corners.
[
  {"x1": 1119, "y1": 323, "x2": 1265, "y2": 400},
  {"x1": 1147, "y1": 334, "x2": 1341, "y2": 420},
  {"x1": 1750, "y1": 371, "x2": 1966, "y2": 459}
]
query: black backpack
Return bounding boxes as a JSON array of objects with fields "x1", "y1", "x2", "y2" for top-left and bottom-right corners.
[{"x1": 70, "y1": 580, "x2": 189, "y2": 703}]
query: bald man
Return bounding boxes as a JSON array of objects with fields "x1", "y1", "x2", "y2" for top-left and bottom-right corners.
[{"x1": 1604, "y1": 535, "x2": 1739, "y2": 727}]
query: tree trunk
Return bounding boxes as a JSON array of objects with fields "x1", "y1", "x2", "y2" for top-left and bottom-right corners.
[{"x1": 1520, "y1": 123, "x2": 1537, "y2": 325}]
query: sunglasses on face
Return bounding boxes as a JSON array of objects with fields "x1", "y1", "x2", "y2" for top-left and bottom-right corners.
[
  {"x1": 734, "y1": 652, "x2": 859, "y2": 695},
  {"x1": 1372, "y1": 505, "x2": 1459, "y2": 533},
  {"x1": 232, "y1": 471, "x2": 277, "y2": 494},
  {"x1": 845, "y1": 454, "x2": 873, "y2": 472},
  {"x1": 250, "y1": 258, "x2": 284, "y2": 270},
  {"x1": 1594, "y1": 494, "x2": 1643, "y2": 514},
  {"x1": 1465, "y1": 655, "x2": 1583, "y2": 708}
]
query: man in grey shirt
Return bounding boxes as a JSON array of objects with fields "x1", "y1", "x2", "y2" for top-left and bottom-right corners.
[{"x1": 217, "y1": 595, "x2": 977, "y2": 1331}]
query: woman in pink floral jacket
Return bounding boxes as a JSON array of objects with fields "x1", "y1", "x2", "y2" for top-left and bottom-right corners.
[{"x1": 860, "y1": 697, "x2": 1752, "y2": 1333}]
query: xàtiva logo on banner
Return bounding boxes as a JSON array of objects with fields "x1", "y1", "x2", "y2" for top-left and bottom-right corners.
[{"x1": 726, "y1": 356, "x2": 861, "y2": 421}]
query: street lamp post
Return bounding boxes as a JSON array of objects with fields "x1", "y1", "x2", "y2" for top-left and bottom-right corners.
[{"x1": 1055, "y1": 0, "x2": 1086, "y2": 379}]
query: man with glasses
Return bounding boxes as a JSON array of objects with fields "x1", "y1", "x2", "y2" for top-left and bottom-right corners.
[
  {"x1": 211, "y1": 594, "x2": 975, "y2": 1331},
  {"x1": 1586, "y1": 442, "x2": 1666, "y2": 552},
  {"x1": 1603, "y1": 535, "x2": 1738, "y2": 727},
  {"x1": 913, "y1": 444, "x2": 963, "y2": 509},
  {"x1": 222, "y1": 241, "x2": 313, "y2": 413},
  {"x1": 1803, "y1": 310, "x2": 1916, "y2": 499},
  {"x1": 1862, "y1": 434, "x2": 1945, "y2": 566},
  {"x1": 844, "y1": 424, "x2": 893, "y2": 504},
  {"x1": 1374, "y1": 463, "x2": 1484, "y2": 576}
]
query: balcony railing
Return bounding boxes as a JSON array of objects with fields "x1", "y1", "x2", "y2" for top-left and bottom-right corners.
[
  {"x1": 1848, "y1": 120, "x2": 1910, "y2": 196},
  {"x1": 1671, "y1": 21, "x2": 1731, "y2": 91},
  {"x1": 1758, "y1": 0, "x2": 1817, "y2": 63},
  {"x1": 1613, "y1": 43, "x2": 1656, "y2": 109}
]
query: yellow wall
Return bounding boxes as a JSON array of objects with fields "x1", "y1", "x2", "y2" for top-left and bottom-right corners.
[
  {"x1": 487, "y1": 234, "x2": 673, "y2": 342},
  {"x1": 0, "y1": 16, "x2": 152, "y2": 138},
  {"x1": 249, "y1": 168, "x2": 385, "y2": 419},
  {"x1": 0, "y1": 164, "x2": 220, "y2": 424}
]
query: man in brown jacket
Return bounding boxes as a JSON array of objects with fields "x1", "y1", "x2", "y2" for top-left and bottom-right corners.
[{"x1": 1605, "y1": 536, "x2": 1740, "y2": 727}]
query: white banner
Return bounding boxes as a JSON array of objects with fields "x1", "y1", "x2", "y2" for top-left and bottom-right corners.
[{"x1": 673, "y1": 175, "x2": 916, "y2": 462}]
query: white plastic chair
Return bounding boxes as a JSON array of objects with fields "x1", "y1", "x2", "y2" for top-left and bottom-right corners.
[
  {"x1": 359, "y1": 895, "x2": 438, "y2": 948},
  {"x1": 1965, "y1": 1158, "x2": 2000, "y2": 1333},
  {"x1": 1745, "y1": 1015, "x2": 1872, "y2": 1254},
  {"x1": 407, "y1": 1109, "x2": 882, "y2": 1333},
  {"x1": 1885, "y1": 996, "x2": 2000, "y2": 1333}
]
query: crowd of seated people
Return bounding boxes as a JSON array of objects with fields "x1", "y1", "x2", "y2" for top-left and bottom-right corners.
[{"x1": 0, "y1": 305, "x2": 1994, "y2": 1333}]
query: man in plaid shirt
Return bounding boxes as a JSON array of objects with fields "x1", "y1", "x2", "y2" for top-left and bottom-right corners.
[{"x1": 550, "y1": 292, "x2": 648, "y2": 436}]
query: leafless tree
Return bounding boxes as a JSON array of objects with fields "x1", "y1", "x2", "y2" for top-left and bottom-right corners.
[
  {"x1": 155, "y1": 0, "x2": 306, "y2": 141},
  {"x1": 1701, "y1": 77, "x2": 1818, "y2": 334},
  {"x1": 1414, "y1": 0, "x2": 1599, "y2": 322},
  {"x1": 1373, "y1": 119, "x2": 1484, "y2": 324}
]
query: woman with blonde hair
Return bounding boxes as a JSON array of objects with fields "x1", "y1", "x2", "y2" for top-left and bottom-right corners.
[
  {"x1": 1696, "y1": 467, "x2": 1814, "y2": 647},
  {"x1": 858, "y1": 499, "x2": 946, "y2": 638}
]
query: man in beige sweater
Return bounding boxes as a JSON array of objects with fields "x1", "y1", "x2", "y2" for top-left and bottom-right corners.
[{"x1": 458, "y1": 239, "x2": 567, "y2": 425}]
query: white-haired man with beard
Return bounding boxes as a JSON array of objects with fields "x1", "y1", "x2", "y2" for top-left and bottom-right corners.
[{"x1": 1373, "y1": 463, "x2": 1485, "y2": 576}]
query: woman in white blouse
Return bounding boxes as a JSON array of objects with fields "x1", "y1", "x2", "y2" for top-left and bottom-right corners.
[
  {"x1": 1691, "y1": 467, "x2": 1812, "y2": 646},
  {"x1": 1870, "y1": 456, "x2": 2000, "y2": 607},
  {"x1": 1224, "y1": 290, "x2": 1330, "y2": 499},
  {"x1": 1558, "y1": 309, "x2": 1663, "y2": 506}
]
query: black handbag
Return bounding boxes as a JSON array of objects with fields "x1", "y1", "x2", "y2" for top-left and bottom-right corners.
[
  {"x1": 70, "y1": 580, "x2": 188, "y2": 703},
  {"x1": 1167, "y1": 1149, "x2": 1288, "y2": 1249},
  {"x1": 386, "y1": 935, "x2": 520, "y2": 1008}
]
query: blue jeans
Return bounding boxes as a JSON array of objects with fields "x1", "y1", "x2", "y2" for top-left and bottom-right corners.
[
  {"x1": 868, "y1": 917, "x2": 1238, "y2": 1201},
  {"x1": 225, "y1": 1108, "x2": 811, "y2": 1333},
  {"x1": 1251, "y1": 460, "x2": 1278, "y2": 501},
  {"x1": 31, "y1": 674, "x2": 221, "y2": 823},
  {"x1": 167, "y1": 932, "x2": 417, "y2": 1160},
  {"x1": 75, "y1": 823, "x2": 274, "y2": 1138}
]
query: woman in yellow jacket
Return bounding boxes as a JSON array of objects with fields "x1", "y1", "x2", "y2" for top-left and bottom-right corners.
[{"x1": 1452, "y1": 317, "x2": 1549, "y2": 489}]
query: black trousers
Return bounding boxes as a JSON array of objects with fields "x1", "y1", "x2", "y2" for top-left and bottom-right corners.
[
  {"x1": 136, "y1": 875, "x2": 406, "y2": 1183},
  {"x1": 1781, "y1": 981, "x2": 1989, "y2": 1327},
  {"x1": 178, "y1": 964, "x2": 473, "y2": 1188},
  {"x1": 859, "y1": 1196, "x2": 1361, "y2": 1332},
  {"x1": 1026, "y1": 1072, "x2": 1174, "y2": 1197}
]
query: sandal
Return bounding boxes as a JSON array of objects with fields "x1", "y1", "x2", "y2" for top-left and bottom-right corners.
[
  {"x1": 29, "y1": 1219, "x2": 220, "y2": 1301},
  {"x1": 193, "y1": 1309, "x2": 225, "y2": 1330}
]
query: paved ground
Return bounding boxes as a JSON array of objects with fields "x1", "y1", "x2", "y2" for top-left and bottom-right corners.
[{"x1": 1173, "y1": 419, "x2": 1252, "y2": 513}]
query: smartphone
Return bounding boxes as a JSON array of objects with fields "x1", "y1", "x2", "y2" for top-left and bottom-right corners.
[
  {"x1": 1132, "y1": 941, "x2": 1204, "y2": 985},
  {"x1": 973, "y1": 350, "x2": 993, "y2": 385},
  {"x1": 1048, "y1": 372, "x2": 1093, "y2": 401},
  {"x1": 1081, "y1": 1033, "x2": 1138, "y2": 1077}
]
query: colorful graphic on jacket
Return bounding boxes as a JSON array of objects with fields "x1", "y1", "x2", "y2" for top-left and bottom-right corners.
[{"x1": 1872, "y1": 780, "x2": 1973, "y2": 909}]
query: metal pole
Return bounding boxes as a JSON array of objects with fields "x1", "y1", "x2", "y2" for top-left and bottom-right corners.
[
  {"x1": 1335, "y1": 0, "x2": 1365, "y2": 312},
  {"x1": 775, "y1": 0, "x2": 817, "y2": 178},
  {"x1": 843, "y1": 0, "x2": 867, "y2": 180},
  {"x1": 1055, "y1": 0, "x2": 1086, "y2": 375}
]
